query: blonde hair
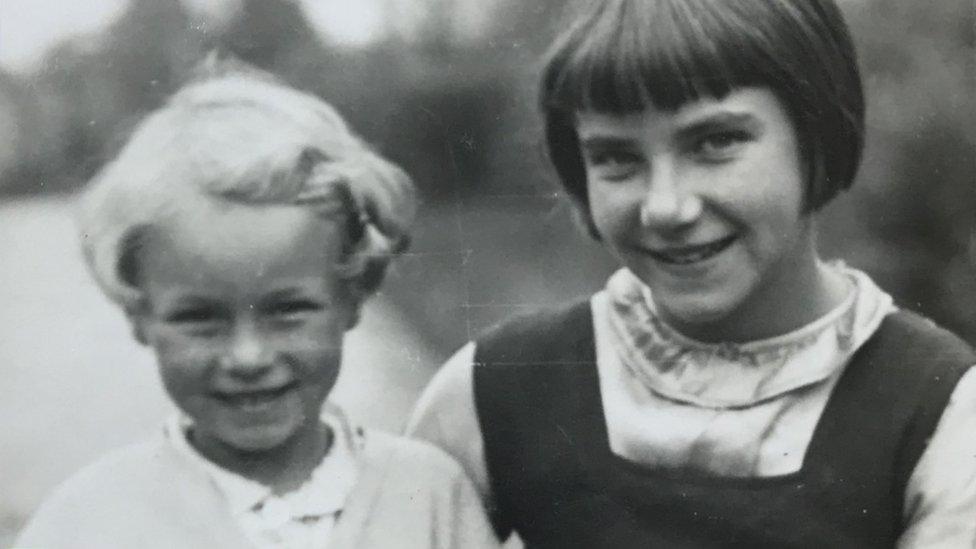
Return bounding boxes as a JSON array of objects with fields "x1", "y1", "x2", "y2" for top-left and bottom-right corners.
[{"x1": 79, "y1": 59, "x2": 416, "y2": 312}]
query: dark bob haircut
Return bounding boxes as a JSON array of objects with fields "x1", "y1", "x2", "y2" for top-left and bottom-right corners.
[{"x1": 540, "y1": 0, "x2": 865, "y2": 234}]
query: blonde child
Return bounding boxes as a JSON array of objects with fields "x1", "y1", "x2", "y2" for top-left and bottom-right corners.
[{"x1": 16, "y1": 63, "x2": 498, "y2": 549}]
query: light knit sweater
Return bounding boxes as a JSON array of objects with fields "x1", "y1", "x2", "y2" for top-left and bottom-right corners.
[{"x1": 15, "y1": 427, "x2": 499, "y2": 549}]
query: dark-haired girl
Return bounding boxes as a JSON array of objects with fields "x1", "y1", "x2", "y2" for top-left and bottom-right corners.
[{"x1": 408, "y1": 1, "x2": 976, "y2": 547}]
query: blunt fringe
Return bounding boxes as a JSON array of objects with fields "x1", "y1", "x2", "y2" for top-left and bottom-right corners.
[{"x1": 540, "y1": 0, "x2": 865, "y2": 233}]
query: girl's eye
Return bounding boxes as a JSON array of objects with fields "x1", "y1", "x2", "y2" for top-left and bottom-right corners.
[
  {"x1": 267, "y1": 300, "x2": 323, "y2": 319},
  {"x1": 692, "y1": 130, "x2": 751, "y2": 160},
  {"x1": 584, "y1": 150, "x2": 644, "y2": 181}
]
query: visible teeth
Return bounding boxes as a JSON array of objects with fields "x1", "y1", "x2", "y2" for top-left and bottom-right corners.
[
  {"x1": 218, "y1": 386, "x2": 292, "y2": 408},
  {"x1": 666, "y1": 251, "x2": 708, "y2": 264},
  {"x1": 654, "y1": 237, "x2": 733, "y2": 265}
]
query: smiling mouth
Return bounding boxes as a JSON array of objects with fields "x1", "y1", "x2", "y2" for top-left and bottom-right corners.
[
  {"x1": 645, "y1": 235, "x2": 737, "y2": 265},
  {"x1": 213, "y1": 383, "x2": 297, "y2": 408}
]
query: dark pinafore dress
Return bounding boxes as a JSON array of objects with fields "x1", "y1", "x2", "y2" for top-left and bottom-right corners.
[{"x1": 473, "y1": 302, "x2": 974, "y2": 548}]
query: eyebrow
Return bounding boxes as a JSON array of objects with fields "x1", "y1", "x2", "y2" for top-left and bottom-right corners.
[
  {"x1": 578, "y1": 111, "x2": 763, "y2": 150},
  {"x1": 673, "y1": 112, "x2": 763, "y2": 142},
  {"x1": 165, "y1": 293, "x2": 219, "y2": 305},
  {"x1": 578, "y1": 136, "x2": 640, "y2": 151},
  {"x1": 261, "y1": 287, "x2": 340, "y2": 306},
  {"x1": 257, "y1": 288, "x2": 338, "y2": 311},
  {"x1": 154, "y1": 295, "x2": 223, "y2": 315},
  {"x1": 262, "y1": 288, "x2": 312, "y2": 301}
]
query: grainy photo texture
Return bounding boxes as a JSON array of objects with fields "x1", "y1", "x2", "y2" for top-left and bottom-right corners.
[{"x1": 1, "y1": 1, "x2": 973, "y2": 548}]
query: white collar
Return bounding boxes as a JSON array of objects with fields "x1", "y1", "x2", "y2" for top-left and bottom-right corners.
[
  {"x1": 164, "y1": 403, "x2": 362, "y2": 519},
  {"x1": 603, "y1": 263, "x2": 896, "y2": 408}
]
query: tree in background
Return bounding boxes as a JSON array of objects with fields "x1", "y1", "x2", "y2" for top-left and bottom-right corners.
[
  {"x1": 824, "y1": 0, "x2": 975, "y2": 342},
  {"x1": 0, "y1": 0, "x2": 972, "y2": 348}
]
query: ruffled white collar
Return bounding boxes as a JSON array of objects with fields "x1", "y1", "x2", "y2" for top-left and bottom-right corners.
[{"x1": 604, "y1": 263, "x2": 895, "y2": 409}]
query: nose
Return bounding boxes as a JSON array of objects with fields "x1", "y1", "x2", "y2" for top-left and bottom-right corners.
[
  {"x1": 638, "y1": 161, "x2": 702, "y2": 229},
  {"x1": 221, "y1": 320, "x2": 274, "y2": 377}
]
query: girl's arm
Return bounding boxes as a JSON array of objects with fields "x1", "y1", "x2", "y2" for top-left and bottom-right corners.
[
  {"x1": 406, "y1": 342, "x2": 491, "y2": 501},
  {"x1": 440, "y1": 454, "x2": 503, "y2": 549},
  {"x1": 898, "y1": 366, "x2": 976, "y2": 548}
]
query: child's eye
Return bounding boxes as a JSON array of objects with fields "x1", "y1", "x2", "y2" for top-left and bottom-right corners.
[
  {"x1": 163, "y1": 307, "x2": 228, "y2": 336},
  {"x1": 583, "y1": 150, "x2": 644, "y2": 181},
  {"x1": 691, "y1": 130, "x2": 752, "y2": 161},
  {"x1": 165, "y1": 308, "x2": 222, "y2": 324},
  {"x1": 267, "y1": 300, "x2": 323, "y2": 320}
]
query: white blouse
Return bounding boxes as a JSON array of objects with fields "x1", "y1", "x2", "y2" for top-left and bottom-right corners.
[
  {"x1": 406, "y1": 267, "x2": 976, "y2": 548},
  {"x1": 167, "y1": 405, "x2": 362, "y2": 549}
]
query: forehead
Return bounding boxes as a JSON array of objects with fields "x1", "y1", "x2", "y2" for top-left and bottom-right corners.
[
  {"x1": 575, "y1": 88, "x2": 789, "y2": 137},
  {"x1": 139, "y1": 201, "x2": 342, "y2": 293}
]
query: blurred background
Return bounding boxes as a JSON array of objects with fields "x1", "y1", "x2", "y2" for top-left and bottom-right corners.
[{"x1": 1, "y1": 0, "x2": 973, "y2": 543}]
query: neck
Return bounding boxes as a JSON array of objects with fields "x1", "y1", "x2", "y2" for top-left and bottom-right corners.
[{"x1": 192, "y1": 420, "x2": 333, "y2": 495}]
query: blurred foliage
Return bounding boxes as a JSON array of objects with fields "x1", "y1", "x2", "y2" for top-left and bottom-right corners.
[
  {"x1": 820, "y1": 0, "x2": 976, "y2": 343},
  {"x1": 0, "y1": 0, "x2": 972, "y2": 350}
]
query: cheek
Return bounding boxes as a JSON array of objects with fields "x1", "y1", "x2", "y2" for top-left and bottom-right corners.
[
  {"x1": 752, "y1": 172, "x2": 804, "y2": 232},
  {"x1": 156, "y1": 361, "x2": 207, "y2": 412},
  {"x1": 755, "y1": 137, "x2": 805, "y2": 210},
  {"x1": 304, "y1": 312, "x2": 348, "y2": 345},
  {"x1": 294, "y1": 346, "x2": 343, "y2": 404},
  {"x1": 144, "y1": 331, "x2": 217, "y2": 397},
  {"x1": 720, "y1": 149, "x2": 805, "y2": 228},
  {"x1": 289, "y1": 322, "x2": 346, "y2": 373},
  {"x1": 292, "y1": 339, "x2": 343, "y2": 368},
  {"x1": 149, "y1": 330, "x2": 214, "y2": 368},
  {"x1": 586, "y1": 183, "x2": 635, "y2": 239}
]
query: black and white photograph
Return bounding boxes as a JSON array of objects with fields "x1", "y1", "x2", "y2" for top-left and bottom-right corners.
[{"x1": 1, "y1": 1, "x2": 974, "y2": 547}]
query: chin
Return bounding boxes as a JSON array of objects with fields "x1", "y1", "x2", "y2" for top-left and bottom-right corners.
[
  {"x1": 217, "y1": 422, "x2": 302, "y2": 454},
  {"x1": 656, "y1": 292, "x2": 742, "y2": 338}
]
